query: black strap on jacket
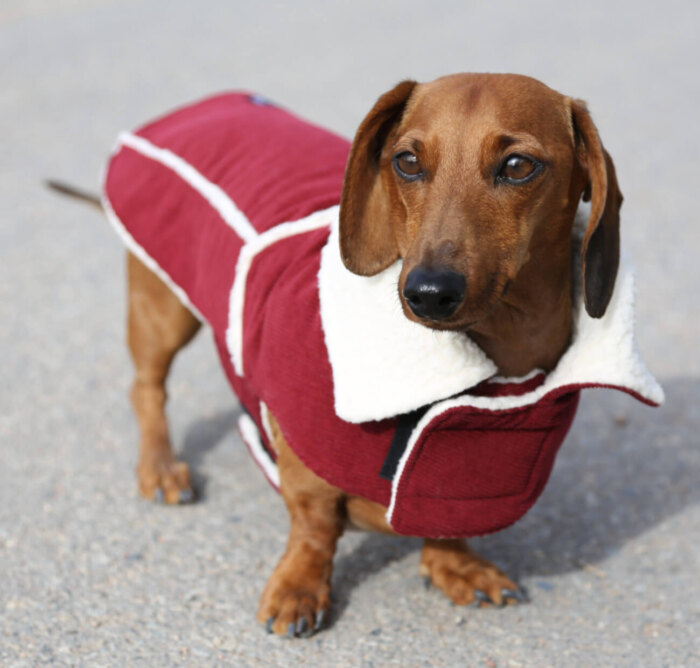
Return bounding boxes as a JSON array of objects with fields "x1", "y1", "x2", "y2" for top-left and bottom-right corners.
[{"x1": 379, "y1": 405, "x2": 430, "y2": 481}]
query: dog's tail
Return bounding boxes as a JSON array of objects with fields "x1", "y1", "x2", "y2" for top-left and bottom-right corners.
[{"x1": 45, "y1": 179, "x2": 103, "y2": 210}]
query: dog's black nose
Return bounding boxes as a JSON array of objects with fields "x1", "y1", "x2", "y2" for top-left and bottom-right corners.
[{"x1": 403, "y1": 267, "x2": 466, "y2": 321}]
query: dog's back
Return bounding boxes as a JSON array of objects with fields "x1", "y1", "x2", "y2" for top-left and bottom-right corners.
[{"x1": 104, "y1": 92, "x2": 350, "y2": 327}]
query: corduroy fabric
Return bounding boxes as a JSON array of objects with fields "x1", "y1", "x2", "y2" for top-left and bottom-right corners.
[{"x1": 103, "y1": 92, "x2": 659, "y2": 538}]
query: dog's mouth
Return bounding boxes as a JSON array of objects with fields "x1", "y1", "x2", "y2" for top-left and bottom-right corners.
[{"x1": 413, "y1": 317, "x2": 478, "y2": 332}]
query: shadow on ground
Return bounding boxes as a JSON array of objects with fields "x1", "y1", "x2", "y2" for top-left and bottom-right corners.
[
  {"x1": 180, "y1": 406, "x2": 242, "y2": 500},
  {"x1": 175, "y1": 378, "x2": 698, "y2": 621},
  {"x1": 329, "y1": 377, "x2": 698, "y2": 617}
]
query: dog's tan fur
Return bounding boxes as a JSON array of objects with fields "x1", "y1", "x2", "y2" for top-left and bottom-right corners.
[
  {"x1": 57, "y1": 73, "x2": 622, "y2": 637},
  {"x1": 340, "y1": 74, "x2": 621, "y2": 376}
]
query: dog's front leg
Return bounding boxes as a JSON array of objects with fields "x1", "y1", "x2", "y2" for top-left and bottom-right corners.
[
  {"x1": 258, "y1": 412, "x2": 345, "y2": 637},
  {"x1": 420, "y1": 538, "x2": 526, "y2": 607}
]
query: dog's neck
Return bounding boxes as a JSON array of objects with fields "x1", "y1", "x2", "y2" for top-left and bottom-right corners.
[{"x1": 468, "y1": 215, "x2": 577, "y2": 378}]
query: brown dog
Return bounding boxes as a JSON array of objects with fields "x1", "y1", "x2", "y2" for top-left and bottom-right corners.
[{"x1": 51, "y1": 73, "x2": 622, "y2": 637}]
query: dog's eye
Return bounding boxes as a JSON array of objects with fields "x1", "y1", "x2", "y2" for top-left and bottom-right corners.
[
  {"x1": 497, "y1": 154, "x2": 541, "y2": 184},
  {"x1": 393, "y1": 152, "x2": 423, "y2": 181}
]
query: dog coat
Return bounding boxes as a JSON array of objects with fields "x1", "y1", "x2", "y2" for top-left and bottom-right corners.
[{"x1": 103, "y1": 93, "x2": 664, "y2": 538}]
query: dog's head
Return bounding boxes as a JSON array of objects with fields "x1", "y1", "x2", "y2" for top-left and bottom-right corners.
[{"x1": 339, "y1": 73, "x2": 622, "y2": 328}]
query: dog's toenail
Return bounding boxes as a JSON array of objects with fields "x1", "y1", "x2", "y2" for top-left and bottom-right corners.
[
  {"x1": 285, "y1": 622, "x2": 296, "y2": 638},
  {"x1": 153, "y1": 488, "x2": 164, "y2": 503},
  {"x1": 501, "y1": 587, "x2": 527, "y2": 603},
  {"x1": 473, "y1": 589, "x2": 493, "y2": 606},
  {"x1": 265, "y1": 617, "x2": 274, "y2": 634},
  {"x1": 314, "y1": 609, "x2": 326, "y2": 631}
]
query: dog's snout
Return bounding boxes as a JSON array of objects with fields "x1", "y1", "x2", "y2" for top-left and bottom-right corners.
[{"x1": 403, "y1": 267, "x2": 466, "y2": 321}]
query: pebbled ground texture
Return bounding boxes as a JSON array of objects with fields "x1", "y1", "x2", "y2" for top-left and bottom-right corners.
[{"x1": 1, "y1": 1, "x2": 699, "y2": 666}]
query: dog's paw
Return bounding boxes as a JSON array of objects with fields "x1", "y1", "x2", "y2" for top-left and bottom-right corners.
[
  {"x1": 420, "y1": 540, "x2": 526, "y2": 607},
  {"x1": 257, "y1": 572, "x2": 330, "y2": 638},
  {"x1": 137, "y1": 457, "x2": 194, "y2": 505}
]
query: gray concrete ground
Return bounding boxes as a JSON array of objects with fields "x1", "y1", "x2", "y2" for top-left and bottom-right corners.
[{"x1": 1, "y1": 1, "x2": 699, "y2": 665}]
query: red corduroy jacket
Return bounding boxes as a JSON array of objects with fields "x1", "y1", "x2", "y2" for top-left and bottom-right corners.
[{"x1": 103, "y1": 93, "x2": 663, "y2": 538}]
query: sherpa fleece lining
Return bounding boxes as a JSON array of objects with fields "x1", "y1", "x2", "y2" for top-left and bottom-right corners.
[
  {"x1": 318, "y1": 219, "x2": 497, "y2": 423},
  {"x1": 318, "y1": 212, "x2": 664, "y2": 424}
]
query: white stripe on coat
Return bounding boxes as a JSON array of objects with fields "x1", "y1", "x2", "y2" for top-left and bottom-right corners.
[
  {"x1": 118, "y1": 132, "x2": 259, "y2": 243},
  {"x1": 226, "y1": 206, "x2": 338, "y2": 376},
  {"x1": 101, "y1": 190, "x2": 206, "y2": 322},
  {"x1": 238, "y1": 413, "x2": 280, "y2": 488}
]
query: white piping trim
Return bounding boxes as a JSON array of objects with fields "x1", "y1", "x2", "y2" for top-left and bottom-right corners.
[
  {"x1": 259, "y1": 400, "x2": 275, "y2": 445},
  {"x1": 118, "y1": 132, "x2": 258, "y2": 243},
  {"x1": 318, "y1": 218, "x2": 497, "y2": 423},
  {"x1": 238, "y1": 413, "x2": 280, "y2": 488},
  {"x1": 385, "y1": 399, "x2": 449, "y2": 527},
  {"x1": 101, "y1": 185, "x2": 205, "y2": 323},
  {"x1": 385, "y1": 254, "x2": 665, "y2": 529},
  {"x1": 226, "y1": 205, "x2": 339, "y2": 377},
  {"x1": 488, "y1": 368, "x2": 544, "y2": 385}
]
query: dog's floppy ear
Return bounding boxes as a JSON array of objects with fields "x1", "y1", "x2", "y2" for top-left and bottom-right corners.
[
  {"x1": 569, "y1": 98, "x2": 623, "y2": 318},
  {"x1": 339, "y1": 80, "x2": 417, "y2": 275}
]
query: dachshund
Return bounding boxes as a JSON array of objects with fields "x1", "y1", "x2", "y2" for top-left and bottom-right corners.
[{"x1": 49, "y1": 73, "x2": 631, "y2": 638}]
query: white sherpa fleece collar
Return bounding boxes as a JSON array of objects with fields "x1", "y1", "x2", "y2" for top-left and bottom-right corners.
[{"x1": 318, "y1": 211, "x2": 664, "y2": 424}]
